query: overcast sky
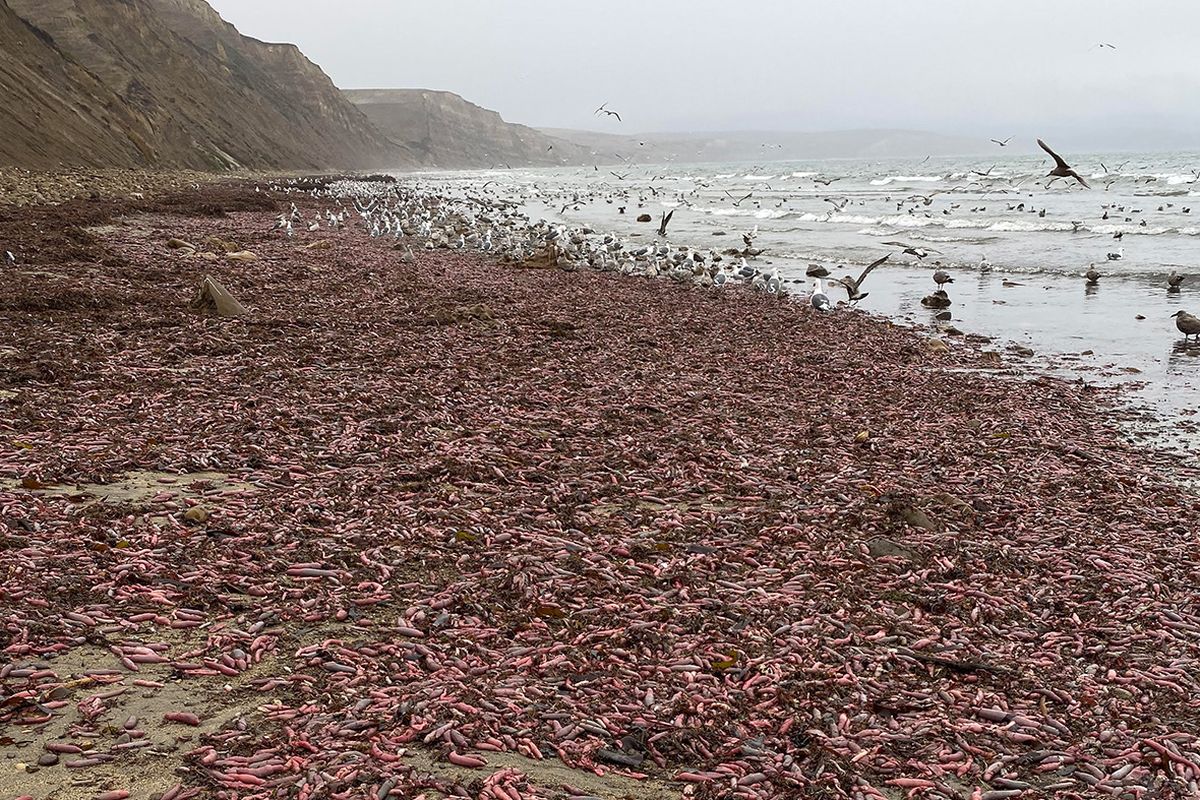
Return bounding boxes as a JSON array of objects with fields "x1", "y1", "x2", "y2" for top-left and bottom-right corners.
[{"x1": 207, "y1": 0, "x2": 1199, "y2": 140}]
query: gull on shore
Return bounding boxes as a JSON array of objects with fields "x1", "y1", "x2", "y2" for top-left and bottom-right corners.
[
  {"x1": 1172, "y1": 310, "x2": 1200, "y2": 340},
  {"x1": 810, "y1": 278, "x2": 831, "y2": 312}
]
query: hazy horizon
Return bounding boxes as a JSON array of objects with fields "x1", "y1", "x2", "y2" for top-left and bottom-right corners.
[{"x1": 208, "y1": 0, "x2": 1200, "y2": 149}]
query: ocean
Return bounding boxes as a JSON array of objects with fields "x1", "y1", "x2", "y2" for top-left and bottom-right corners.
[{"x1": 396, "y1": 151, "x2": 1200, "y2": 448}]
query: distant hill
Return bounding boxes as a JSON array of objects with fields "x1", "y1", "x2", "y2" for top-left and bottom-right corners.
[
  {"x1": 0, "y1": 0, "x2": 398, "y2": 170},
  {"x1": 346, "y1": 89, "x2": 593, "y2": 170},
  {"x1": 539, "y1": 128, "x2": 993, "y2": 163}
]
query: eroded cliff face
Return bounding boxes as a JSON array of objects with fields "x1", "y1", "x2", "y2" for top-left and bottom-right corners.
[
  {"x1": 0, "y1": 0, "x2": 146, "y2": 169},
  {"x1": 346, "y1": 89, "x2": 593, "y2": 169},
  {"x1": 0, "y1": 0, "x2": 400, "y2": 170}
]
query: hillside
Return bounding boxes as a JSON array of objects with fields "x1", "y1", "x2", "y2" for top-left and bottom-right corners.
[
  {"x1": 0, "y1": 0, "x2": 398, "y2": 170},
  {"x1": 346, "y1": 89, "x2": 593, "y2": 169},
  {"x1": 0, "y1": 1, "x2": 147, "y2": 169}
]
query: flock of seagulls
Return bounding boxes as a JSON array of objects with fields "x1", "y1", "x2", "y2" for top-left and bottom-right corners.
[{"x1": 230, "y1": 132, "x2": 1200, "y2": 349}]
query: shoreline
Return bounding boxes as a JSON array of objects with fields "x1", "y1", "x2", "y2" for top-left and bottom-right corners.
[{"x1": 3, "y1": 178, "x2": 1200, "y2": 799}]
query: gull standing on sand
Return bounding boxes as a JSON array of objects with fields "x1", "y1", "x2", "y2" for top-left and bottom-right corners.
[
  {"x1": 1172, "y1": 311, "x2": 1200, "y2": 340},
  {"x1": 1038, "y1": 139, "x2": 1090, "y2": 188},
  {"x1": 810, "y1": 278, "x2": 831, "y2": 312}
]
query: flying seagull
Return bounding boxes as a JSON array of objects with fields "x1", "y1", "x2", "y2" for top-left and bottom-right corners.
[
  {"x1": 725, "y1": 190, "x2": 753, "y2": 207},
  {"x1": 595, "y1": 102, "x2": 622, "y2": 122},
  {"x1": 990, "y1": 136, "x2": 1013, "y2": 147},
  {"x1": 831, "y1": 254, "x2": 890, "y2": 302},
  {"x1": 1091, "y1": 43, "x2": 1117, "y2": 50},
  {"x1": 657, "y1": 209, "x2": 674, "y2": 237},
  {"x1": 1038, "y1": 139, "x2": 1090, "y2": 188}
]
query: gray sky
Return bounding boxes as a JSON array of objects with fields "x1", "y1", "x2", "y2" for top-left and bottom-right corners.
[{"x1": 207, "y1": 0, "x2": 1200, "y2": 139}]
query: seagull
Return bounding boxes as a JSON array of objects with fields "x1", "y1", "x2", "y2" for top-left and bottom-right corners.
[
  {"x1": 594, "y1": 102, "x2": 622, "y2": 122},
  {"x1": 831, "y1": 254, "x2": 890, "y2": 302},
  {"x1": 1168, "y1": 271, "x2": 1185, "y2": 292},
  {"x1": 883, "y1": 241, "x2": 938, "y2": 260},
  {"x1": 1086, "y1": 264, "x2": 1102, "y2": 284},
  {"x1": 1038, "y1": 139, "x2": 1090, "y2": 188},
  {"x1": 933, "y1": 269, "x2": 954, "y2": 290},
  {"x1": 990, "y1": 136, "x2": 1013, "y2": 147},
  {"x1": 1091, "y1": 42, "x2": 1117, "y2": 50},
  {"x1": 1107, "y1": 247, "x2": 1124, "y2": 261},
  {"x1": 810, "y1": 278, "x2": 831, "y2": 312},
  {"x1": 725, "y1": 191, "x2": 753, "y2": 207},
  {"x1": 3, "y1": 250, "x2": 14, "y2": 266},
  {"x1": 1172, "y1": 310, "x2": 1200, "y2": 340},
  {"x1": 978, "y1": 254, "x2": 993, "y2": 273}
]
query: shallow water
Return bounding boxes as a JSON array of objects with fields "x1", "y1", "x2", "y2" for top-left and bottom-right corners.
[{"x1": 396, "y1": 153, "x2": 1200, "y2": 450}]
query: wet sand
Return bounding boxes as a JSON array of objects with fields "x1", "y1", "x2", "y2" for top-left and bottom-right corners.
[{"x1": 3, "y1": 181, "x2": 1200, "y2": 799}]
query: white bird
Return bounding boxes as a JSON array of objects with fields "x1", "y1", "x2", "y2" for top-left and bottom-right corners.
[
  {"x1": 1107, "y1": 247, "x2": 1124, "y2": 261},
  {"x1": 810, "y1": 278, "x2": 831, "y2": 312},
  {"x1": 978, "y1": 254, "x2": 992, "y2": 273},
  {"x1": 3, "y1": 250, "x2": 15, "y2": 266}
]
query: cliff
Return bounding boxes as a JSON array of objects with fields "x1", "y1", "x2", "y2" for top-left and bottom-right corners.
[
  {"x1": 0, "y1": 0, "x2": 147, "y2": 169},
  {"x1": 346, "y1": 89, "x2": 593, "y2": 169},
  {"x1": 0, "y1": 0, "x2": 399, "y2": 171}
]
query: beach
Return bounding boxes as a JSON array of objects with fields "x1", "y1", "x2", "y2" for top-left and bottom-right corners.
[{"x1": 4, "y1": 176, "x2": 1200, "y2": 800}]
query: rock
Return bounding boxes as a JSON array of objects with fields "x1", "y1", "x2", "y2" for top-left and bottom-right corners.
[
  {"x1": 190, "y1": 276, "x2": 249, "y2": 317},
  {"x1": 203, "y1": 236, "x2": 241, "y2": 253},
  {"x1": 1010, "y1": 345, "x2": 1035, "y2": 357},
  {"x1": 226, "y1": 250, "x2": 258, "y2": 262},
  {"x1": 166, "y1": 238, "x2": 194, "y2": 250},
  {"x1": 927, "y1": 339, "x2": 950, "y2": 355},
  {"x1": 37, "y1": 753, "x2": 58, "y2": 767},
  {"x1": 867, "y1": 537, "x2": 918, "y2": 562},
  {"x1": 636, "y1": 214, "x2": 653, "y2": 223},
  {"x1": 596, "y1": 748, "x2": 645, "y2": 768},
  {"x1": 183, "y1": 506, "x2": 209, "y2": 524},
  {"x1": 934, "y1": 311, "x2": 952, "y2": 321},
  {"x1": 944, "y1": 326, "x2": 964, "y2": 337},
  {"x1": 981, "y1": 350, "x2": 1002, "y2": 364},
  {"x1": 1135, "y1": 315, "x2": 1146, "y2": 320}
]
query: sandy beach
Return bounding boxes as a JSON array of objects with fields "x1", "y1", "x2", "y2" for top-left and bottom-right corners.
[{"x1": 3, "y1": 178, "x2": 1200, "y2": 800}]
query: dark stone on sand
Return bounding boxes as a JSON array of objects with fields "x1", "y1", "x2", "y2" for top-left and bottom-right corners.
[
  {"x1": 945, "y1": 327, "x2": 963, "y2": 337},
  {"x1": 596, "y1": 748, "x2": 644, "y2": 768},
  {"x1": 1010, "y1": 345, "x2": 1035, "y2": 357},
  {"x1": 37, "y1": 753, "x2": 58, "y2": 766},
  {"x1": 636, "y1": 214, "x2": 652, "y2": 223},
  {"x1": 867, "y1": 537, "x2": 919, "y2": 562},
  {"x1": 935, "y1": 311, "x2": 952, "y2": 321}
]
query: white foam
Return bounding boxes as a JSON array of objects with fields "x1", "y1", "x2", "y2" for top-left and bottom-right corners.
[
  {"x1": 709, "y1": 208, "x2": 789, "y2": 219},
  {"x1": 869, "y1": 175, "x2": 944, "y2": 186},
  {"x1": 742, "y1": 174, "x2": 778, "y2": 180},
  {"x1": 791, "y1": 172, "x2": 818, "y2": 178}
]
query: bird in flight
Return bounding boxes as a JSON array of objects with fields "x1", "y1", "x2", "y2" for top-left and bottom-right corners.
[
  {"x1": 990, "y1": 136, "x2": 1013, "y2": 147},
  {"x1": 831, "y1": 255, "x2": 890, "y2": 302},
  {"x1": 725, "y1": 190, "x2": 753, "y2": 207},
  {"x1": 595, "y1": 102, "x2": 622, "y2": 122},
  {"x1": 1091, "y1": 43, "x2": 1117, "y2": 50},
  {"x1": 1038, "y1": 139, "x2": 1090, "y2": 188}
]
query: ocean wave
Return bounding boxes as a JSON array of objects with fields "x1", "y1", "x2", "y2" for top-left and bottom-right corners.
[
  {"x1": 742, "y1": 174, "x2": 778, "y2": 180},
  {"x1": 869, "y1": 175, "x2": 944, "y2": 186},
  {"x1": 791, "y1": 172, "x2": 817, "y2": 178},
  {"x1": 709, "y1": 208, "x2": 790, "y2": 219}
]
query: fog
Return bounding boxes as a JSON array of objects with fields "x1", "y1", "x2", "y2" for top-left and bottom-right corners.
[{"x1": 208, "y1": 0, "x2": 1200, "y2": 144}]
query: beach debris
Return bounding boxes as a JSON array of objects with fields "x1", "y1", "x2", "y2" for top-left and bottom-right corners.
[
  {"x1": 190, "y1": 275, "x2": 248, "y2": 317},
  {"x1": 166, "y1": 237, "x2": 194, "y2": 250},
  {"x1": 225, "y1": 250, "x2": 257, "y2": 262},
  {"x1": 636, "y1": 213, "x2": 652, "y2": 222}
]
